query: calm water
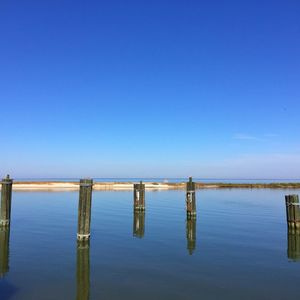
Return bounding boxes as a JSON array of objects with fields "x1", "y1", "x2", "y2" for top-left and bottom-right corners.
[
  {"x1": 1, "y1": 189, "x2": 300, "y2": 299},
  {"x1": 15, "y1": 177, "x2": 300, "y2": 183}
]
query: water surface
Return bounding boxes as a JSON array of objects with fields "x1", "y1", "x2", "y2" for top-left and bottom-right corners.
[
  {"x1": 1, "y1": 189, "x2": 300, "y2": 299},
  {"x1": 15, "y1": 177, "x2": 300, "y2": 183}
]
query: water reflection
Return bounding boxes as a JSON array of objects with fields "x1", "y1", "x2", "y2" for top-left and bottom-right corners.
[
  {"x1": 133, "y1": 211, "x2": 145, "y2": 238},
  {"x1": 287, "y1": 229, "x2": 300, "y2": 262},
  {"x1": 76, "y1": 240, "x2": 90, "y2": 300},
  {"x1": 0, "y1": 227, "x2": 10, "y2": 278},
  {"x1": 186, "y1": 217, "x2": 196, "y2": 255}
]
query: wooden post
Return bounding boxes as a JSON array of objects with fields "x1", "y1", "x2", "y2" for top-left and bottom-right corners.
[
  {"x1": 133, "y1": 181, "x2": 145, "y2": 211},
  {"x1": 76, "y1": 240, "x2": 90, "y2": 300},
  {"x1": 0, "y1": 227, "x2": 10, "y2": 277},
  {"x1": 287, "y1": 228, "x2": 300, "y2": 261},
  {"x1": 133, "y1": 211, "x2": 145, "y2": 238},
  {"x1": 186, "y1": 177, "x2": 196, "y2": 217},
  {"x1": 186, "y1": 217, "x2": 196, "y2": 255},
  {"x1": 0, "y1": 175, "x2": 13, "y2": 227},
  {"x1": 285, "y1": 195, "x2": 300, "y2": 230},
  {"x1": 77, "y1": 179, "x2": 93, "y2": 241}
]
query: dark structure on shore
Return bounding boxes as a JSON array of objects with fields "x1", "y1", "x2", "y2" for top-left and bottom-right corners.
[
  {"x1": 0, "y1": 175, "x2": 13, "y2": 278},
  {"x1": 285, "y1": 194, "x2": 300, "y2": 230},
  {"x1": 0, "y1": 175, "x2": 13, "y2": 227},
  {"x1": 186, "y1": 177, "x2": 196, "y2": 218},
  {"x1": 77, "y1": 179, "x2": 93, "y2": 241},
  {"x1": 133, "y1": 181, "x2": 145, "y2": 211},
  {"x1": 285, "y1": 194, "x2": 300, "y2": 261}
]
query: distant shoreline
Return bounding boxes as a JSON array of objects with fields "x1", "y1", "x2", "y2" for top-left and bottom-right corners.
[{"x1": 3, "y1": 181, "x2": 300, "y2": 191}]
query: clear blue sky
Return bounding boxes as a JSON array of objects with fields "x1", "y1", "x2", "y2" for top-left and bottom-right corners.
[{"x1": 0, "y1": 0, "x2": 299, "y2": 179}]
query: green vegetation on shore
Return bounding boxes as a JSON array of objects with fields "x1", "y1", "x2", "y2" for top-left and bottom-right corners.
[
  {"x1": 196, "y1": 182, "x2": 300, "y2": 189},
  {"x1": 166, "y1": 182, "x2": 300, "y2": 189}
]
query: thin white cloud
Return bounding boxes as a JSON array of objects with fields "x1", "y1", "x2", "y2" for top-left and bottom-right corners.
[{"x1": 233, "y1": 133, "x2": 278, "y2": 141}]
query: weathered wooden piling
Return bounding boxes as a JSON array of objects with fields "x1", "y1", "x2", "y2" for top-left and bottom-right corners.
[
  {"x1": 186, "y1": 177, "x2": 196, "y2": 217},
  {"x1": 0, "y1": 227, "x2": 10, "y2": 277},
  {"x1": 285, "y1": 194, "x2": 300, "y2": 229},
  {"x1": 133, "y1": 211, "x2": 145, "y2": 238},
  {"x1": 76, "y1": 240, "x2": 90, "y2": 300},
  {"x1": 0, "y1": 175, "x2": 13, "y2": 227},
  {"x1": 186, "y1": 217, "x2": 196, "y2": 255},
  {"x1": 133, "y1": 181, "x2": 145, "y2": 211},
  {"x1": 77, "y1": 179, "x2": 93, "y2": 241},
  {"x1": 287, "y1": 228, "x2": 300, "y2": 261}
]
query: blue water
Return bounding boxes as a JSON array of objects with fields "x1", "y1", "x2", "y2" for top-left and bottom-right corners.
[
  {"x1": 14, "y1": 177, "x2": 300, "y2": 183},
  {"x1": 1, "y1": 189, "x2": 300, "y2": 299}
]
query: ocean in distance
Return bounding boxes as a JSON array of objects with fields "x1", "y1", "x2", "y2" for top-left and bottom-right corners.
[{"x1": 13, "y1": 178, "x2": 300, "y2": 183}]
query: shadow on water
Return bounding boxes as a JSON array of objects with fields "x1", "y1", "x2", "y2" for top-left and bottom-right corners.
[
  {"x1": 287, "y1": 228, "x2": 300, "y2": 262},
  {"x1": 0, "y1": 280, "x2": 18, "y2": 300},
  {"x1": 186, "y1": 217, "x2": 196, "y2": 255},
  {"x1": 0, "y1": 227, "x2": 18, "y2": 299},
  {"x1": 0, "y1": 227, "x2": 10, "y2": 277},
  {"x1": 133, "y1": 211, "x2": 145, "y2": 238},
  {"x1": 77, "y1": 240, "x2": 90, "y2": 300}
]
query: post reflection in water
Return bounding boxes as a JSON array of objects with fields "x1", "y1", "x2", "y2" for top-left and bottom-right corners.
[
  {"x1": 76, "y1": 240, "x2": 90, "y2": 300},
  {"x1": 287, "y1": 228, "x2": 300, "y2": 262},
  {"x1": 0, "y1": 226, "x2": 10, "y2": 278},
  {"x1": 186, "y1": 217, "x2": 196, "y2": 255},
  {"x1": 133, "y1": 211, "x2": 145, "y2": 238}
]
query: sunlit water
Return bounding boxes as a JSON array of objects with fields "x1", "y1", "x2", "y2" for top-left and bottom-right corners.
[{"x1": 1, "y1": 189, "x2": 300, "y2": 299}]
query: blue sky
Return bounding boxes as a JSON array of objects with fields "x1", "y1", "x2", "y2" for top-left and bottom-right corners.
[{"x1": 0, "y1": 0, "x2": 299, "y2": 178}]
